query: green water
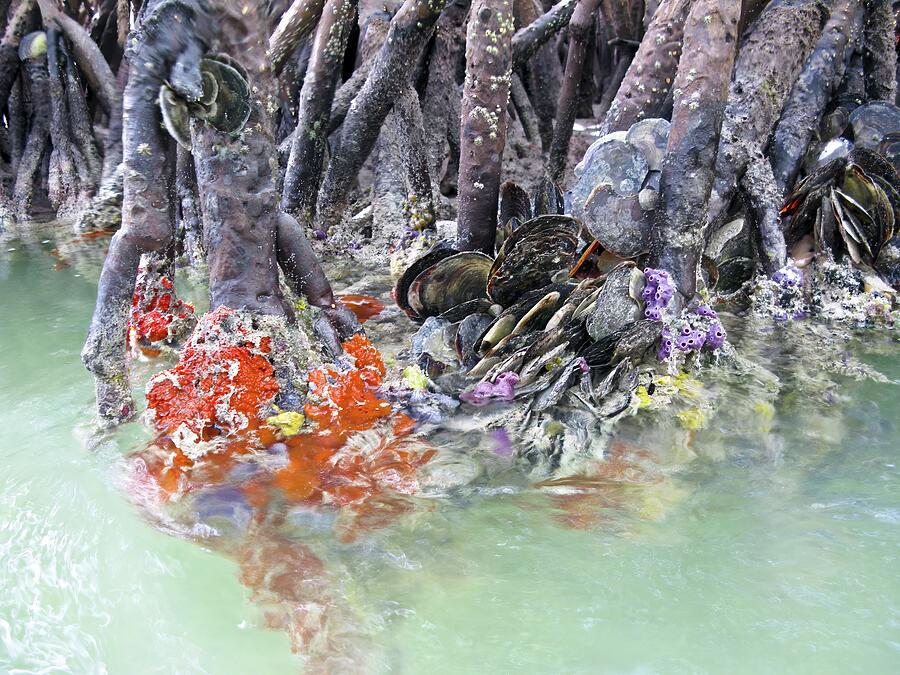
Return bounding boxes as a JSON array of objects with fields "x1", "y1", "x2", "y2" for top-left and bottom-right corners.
[{"x1": 2, "y1": 225, "x2": 899, "y2": 674}]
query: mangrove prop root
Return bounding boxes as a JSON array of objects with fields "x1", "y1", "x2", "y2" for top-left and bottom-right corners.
[
  {"x1": 82, "y1": 0, "x2": 205, "y2": 422},
  {"x1": 742, "y1": 156, "x2": 787, "y2": 275},
  {"x1": 315, "y1": 0, "x2": 443, "y2": 229},
  {"x1": 45, "y1": 27, "x2": 83, "y2": 216},
  {"x1": 770, "y1": 0, "x2": 862, "y2": 194},
  {"x1": 510, "y1": 0, "x2": 576, "y2": 68},
  {"x1": 0, "y1": 0, "x2": 37, "y2": 107},
  {"x1": 546, "y1": 0, "x2": 600, "y2": 182},
  {"x1": 276, "y1": 211, "x2": 362, "y2": 341},
  {"x1": 281, "y1": 0, "x2": 358, "y2": 221},
  {"x1": 598, "y1": 0, "x2": 690, "y2": 134},
  {"x1": 268, "y1": 0, "x2": 326, "y2": 75},
  {"x1": 63, "y1": 37, "x2": 102, "y2": 191},
  {"x1": 193, "y1": 2, "x2": 289, "y2": 317},
  {"x1": 12, "y1": 40, "x2": 51, "y2": 220},
  {"x1": 515, "y1": 0, "x2": 563, "y2": 153},
  {"x1": 37, "y1": 0, "x2": 119, "y2": 116},
  {"x1": 396, "y1": 83, "x2": 435, "y2": 223},
  {"x1": 7, "y1": 75, "x2": 26, "y2": 173},
  {"x1": 456, "y1": 0, "x2": 516, "y2": 254},
  {"x1": 324, "y1": 10, "x2": 390, "y2": 136},
  {"x1": 175, "y1": 145, "x2": 203, "y2": 265},
  {"x1": 510, "y1": 72, "x2": 541, "y2": 143},
  {"x1": 862, "y1": 0, "x2": 897, "y2": 103},
  {"x1": 650, "y1": 0, "x2": 740, "y2": 300},
  {"x1": 706, "y1": 0, "x2": 827, "y2": 233},
  {"x1": 421, "y1": 0, "x2": 470, "y2": 183}
]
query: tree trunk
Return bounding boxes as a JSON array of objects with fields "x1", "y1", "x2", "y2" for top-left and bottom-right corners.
[
  {"x1": 280, "y1": 0, "x2": 358, "y2": 221},
  {"x1": 650, "y1": 0, "x2": 740, "y2": 300},
  {"x1": 456, "y1": 0, "x2": 515, "y2": 254},
  {"x1": 546, "y1": 0, "x2": 600, "y2": 181},
  {"x1": 597, "y1": 0, "x2": 690, "y2": 134},
  {"x1": 316, "y1": 0, "x2": 444, "y2": 229}
]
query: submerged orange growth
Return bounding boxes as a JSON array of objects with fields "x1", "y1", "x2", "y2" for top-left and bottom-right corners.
[
  {"x1": 145, "y1": 308, "x2": 279, "y2": 441},
  {"x1": 338, "y1": 294, "x2": 385, "y2": 323},
  {"x1": 129, "y1": 269, "x2": 195, "y2": 347},
  {"x1": 139, "y1": 333, "x2": 434, "y2": 521}
]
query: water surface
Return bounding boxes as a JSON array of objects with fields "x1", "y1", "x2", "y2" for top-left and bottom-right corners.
[{"x1": 1, "y1": 225, "x2": 898, "y2": 673}]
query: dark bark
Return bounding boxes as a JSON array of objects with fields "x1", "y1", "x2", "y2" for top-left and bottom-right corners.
[
  {"x1": 45, "y1": 26, "x2": 82, "y2": 215},
  {"x1": 280, "y1": 0, "x2": 358, "y2": 221},
  {"x1": 324, "y1": 11, "x2": 389, "y2": 135},
  {"x1": 316, "y1": 0, "x2": 444, "y2": 229},
  {"x1": 546, "y1": 0, "x2": 600, "y2": 181},
  {"x1": 63, "y1": 36, "x2": 102, "y2": 190},
  {"x1": 193, "y1": 3, "x2": 290, "y2": 316},
  {"x1": 600, "y1": 0, "x2": 637, "y2": 40},
  {"x1": 862, "y1": 0, "x2": 897, "y2": 102},
  {"x1": 597, "y1": 0, "x2": 690, "y2": 134},
  {"x1": 705, "y1": 0, "x2": 827, "y2": 233},
  {"x1": 510, "y1": 72, "x2": 540, "y2": 142},
  {"x1": 595, "y1": 47, "x2": 632, "y2": 120},
  {"x1": 0, "y1": 0, "x2": 38, "y2": 108},
  {"x1": 650, "y1": 0, "x2": 740, "y2": 299},
  {"x1": 514, "y1": 0, "x2": 564, "y2": 153},
  {"x1": 7, "y1": 73, "x2": 26, "y2": 174},
  {"x1": 82, "y1": 0, "x2": 206, "y2": 422},
  {"x1": 421, "y1": 0, "x2": 469, "y2": 183},
  {"x1": 510, "y1": 0, "x2": 576, "y2": 68},
  {"x1": 175, "y1": 144, "x2": 203, "y2": 265},
  {"x1": 456, "y1": 0, "x2": 515, "y2": 254},
  {"x1": 12, "y1": 35, "x2": 51, "y2": 220},
  {"x1": 268, "y1": 0, "x2": 325, "y2": 74},
  {"x1": 770, "y1": 0, "x2": 862, "y2": 194},
  {"x1": 37, "y1": 0, "x2": 119, "y2": 116}
]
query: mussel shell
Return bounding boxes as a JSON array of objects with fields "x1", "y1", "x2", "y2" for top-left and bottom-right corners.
[
  {"x1": 395, "y1": 243, "x2": 457, "y2": 319},
  {"x1": 585, "y1": 264, "x2": 641, "y2": 341},
  {"x1": 159, "y1": 84, "x2": 192, "y2": 150},
  {"x1": 496, "y1": 214, "x2": 579, "y2": 262},
  {"x1": 841, "y1": 164, "x2": 893, "y2": 246},
  {"x1": 611, "y1": 319, "x2": 663, "y2": 363},
  {"x1": 438, "y1": 298, "x2": 496, "y2": 323},
  {"x1": 499, "y1": 180, "x2": 532, "y2": 227},
  {"x1": 821, "y1": 106, "x2": 850, "y2": 140},
  {"x1": 487, "y1": 231, "x2": 578, "y2": 307},
  {"x1": 408, "y1": 251, "x2": 493, "y2": 318},
  {"x1": 716, "y1": 256, "x2": 755, "y2": 293},
  {"x1": 625, "y1": 118, "x2": 670, "y2": 171},
  {"x1": 479, "y1": 283, "x2": 571, "y2": 352},
  {"x1": 849, "y1": 101, "x2": 900, "y2": 150},
  {"x1": 815, "y1": 138, "x2": 853, "y2": 168},
  {"x1": 879, "y1": 132, "x2": 900, "y2": 176},
  {"x1": 455, "y1": 312, "x2": 495, "y2": 370},
  {"x1": 570, "y1": 137, "x2": 648, "y2": 217},
  {"x1": 582, "y1": 184, "x2": 651, "y2": 258},
  {"x1": 193, "y1": 58, "x2": 251, "y2": 134}
]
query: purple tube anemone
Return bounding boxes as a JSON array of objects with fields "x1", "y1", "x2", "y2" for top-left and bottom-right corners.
[
  {"x1": 657, "y1": 325, "x2": 673, "y2": 360},
  {"x1": 642, "y1": 267, "x2": 675, "y2": 321},
  {"x1": 772, "y1": 265, "x2": 803, "y2": 288},
  {"x1": 706, "y1": 321, "x2": 726, "y2": 350}
]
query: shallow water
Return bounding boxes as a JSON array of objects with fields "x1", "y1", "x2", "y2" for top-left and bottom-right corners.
[{"x1": 1, "y1": 224, "x2": 899, "y2": 674}]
